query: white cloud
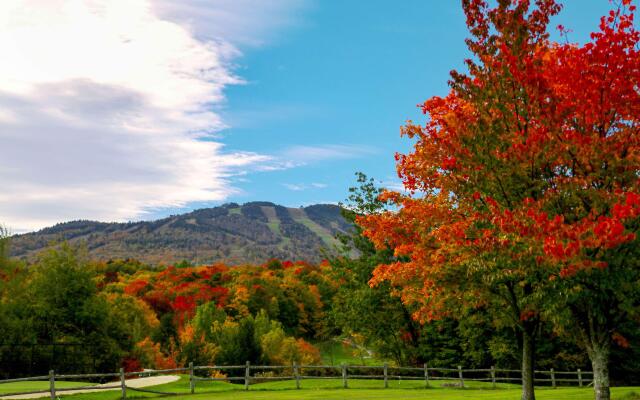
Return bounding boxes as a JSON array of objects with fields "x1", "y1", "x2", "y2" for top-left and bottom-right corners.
[
  {"x1": 282, "y1": 182, "x2": 328, "y2": 191},
  {"x1": 152, "y1": 0, "x2": 311, "y2": 47},
  {"x1": 0, "y1": 0, "x2": 290, "y2": 231},
  {"x1": 246, "y1": 144, "x2": 377, "y2": 173},
  {"x1": 281, "y1": 144, "x2": 377, "y2": 165},
  {"x1": 283, "y1": 183, "x2": 306, "y2": 191}
]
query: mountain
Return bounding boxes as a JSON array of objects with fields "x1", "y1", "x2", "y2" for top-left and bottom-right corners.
[{"x1": 9, "y1": 202, "x2": 353, "y2": 265}]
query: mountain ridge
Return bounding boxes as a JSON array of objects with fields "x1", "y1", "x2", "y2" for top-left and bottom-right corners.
[{"x1": 10, "y1": 202, "x2": 352, "y2": 265}]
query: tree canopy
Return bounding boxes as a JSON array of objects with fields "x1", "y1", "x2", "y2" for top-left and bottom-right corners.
[{"x1": 359, "y1": 1, "x2": 640, "y2": 399}]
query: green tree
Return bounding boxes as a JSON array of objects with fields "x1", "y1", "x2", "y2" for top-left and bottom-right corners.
[
  {"x1": 329, "y1": 174, "x2": 423, "y2": 365},
  {"x1": 26, "y1": 243, "x2": 131, "y2": 372},
  {"x1": 213, "y1": 316, "x2": 261, "y2": 365},
  {"x1": 152, "y1": 313, "x2": 178, "y2": 352}
]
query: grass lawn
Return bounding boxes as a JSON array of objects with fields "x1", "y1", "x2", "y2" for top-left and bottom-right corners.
[
  {"x1": 5, "y1": 376, "x2": 633, "y2": 400},
  {"x1": 317, "y1": 340, "x2": 388, "y2": 366},
  {"x1": 0, "y1": 380, "x2": 94, "y2": 395}
]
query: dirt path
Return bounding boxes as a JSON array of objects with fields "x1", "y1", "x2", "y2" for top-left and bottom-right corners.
[{"x1": 2, "y1": 375, "x2": 180, "y2": 399}]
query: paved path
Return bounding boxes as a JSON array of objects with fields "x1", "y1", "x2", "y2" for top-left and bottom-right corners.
[{"x1": 2, "y1": 375, "x2": 180, "y2": 399}]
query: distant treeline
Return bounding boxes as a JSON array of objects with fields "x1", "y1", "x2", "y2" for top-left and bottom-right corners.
[{"x1": 0, "y1": 224, "x2": 637, "y2": 384}]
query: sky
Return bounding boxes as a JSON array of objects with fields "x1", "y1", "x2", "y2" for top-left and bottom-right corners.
[{"x1": 0, "y1": 0, "x2": 619, "y2": 232}]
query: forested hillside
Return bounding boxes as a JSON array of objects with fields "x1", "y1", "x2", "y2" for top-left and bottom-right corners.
[{"x1": 10, "y1": 203, "x2": 351, "y2": 265}]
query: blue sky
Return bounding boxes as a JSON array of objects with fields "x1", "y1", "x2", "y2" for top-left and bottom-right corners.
[
  {"x1": 198, "y1": 0, "x2": 614, "y2": 209},
  {"x1": 0, "y1": 1, "x2": 619, "y2": 230}
]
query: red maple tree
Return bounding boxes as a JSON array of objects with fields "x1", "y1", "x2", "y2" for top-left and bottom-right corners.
[{"x1": 359, "y1": 1, "x2": 639, "y2": 400}]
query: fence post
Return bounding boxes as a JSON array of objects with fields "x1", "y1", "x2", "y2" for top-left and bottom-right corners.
[
  {"x1": 120, "y1": 367, "x2": 126, "y2": 400},
  {"x1": 294, "y1": 362, "x2": 300, "y2": 389},
  {"x1": 458, "y1": 365, "x2": 464, "y2": 388},
  {"x1": 49, "y1": 370, "x2": 55, "y2": 400},
  {"x1": 491, "y1": 365, "x2": 496, "y2": 389},
  {"x1": 578, "y1": 368, "x2": 583, "y2": 387},
  {"x1": 383, "y1": 362, "x2": 388, "y2": 388},
  {"x1": 551, "y1": 368, "x2": 556, "y2": 389},
  {"x1": 424, "y1": 362, "x2": 429, "y2": 388},
  {"x1": 341, "y1": 363, "x2": 348, "y2": 389},
  {"x1": 189, "y1": 361, "x2": 195, "y2": 394},
  {"x1": 244, "y1": 361, "x2": 250, "y2": 391}
]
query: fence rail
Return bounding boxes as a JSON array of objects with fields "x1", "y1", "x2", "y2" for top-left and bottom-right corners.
[{"x1": 0, "y1": 362, "x2": 594, "y2": 399}]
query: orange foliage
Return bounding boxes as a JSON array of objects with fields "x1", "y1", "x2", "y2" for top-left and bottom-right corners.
[
  {"x1": 124, "y1": 280, "x2": 148, "y2": 296},
  {"x1": 105, "y1": 258, "x2": 336, "y2": 367},
  {"x1": 135, "y1": 337, "x2": 178, "y2": 369},
  {"x1": 359, "y1": 0, "x2": 640, "y2": 322},
  {"x1": 295, "y1": 338, "x2": 322, "y2": 365}
]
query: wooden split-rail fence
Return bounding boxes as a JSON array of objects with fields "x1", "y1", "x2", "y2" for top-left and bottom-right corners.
[{"x1": 0, "y1": 362, "x2": 593, "y2": 399}]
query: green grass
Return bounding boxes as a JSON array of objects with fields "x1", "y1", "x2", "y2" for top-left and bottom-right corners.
[
  {"x1": 0, "y1": 380, "x2": 94, "y2": 395},
  {"x1": 265, "y1": 221, "x2": 281, "y2": 236},
  {"x1": 260, "y1": 211, "x2": 292, "y2": 249},
  {"x1": 619, "y1": 392, "x2": 640, "y2": 400},
  {"x1": 179, "y1": 386, "x2": 640, "y2": 400},
  {"x1": 318, "y1": 340, "x2": 387, "y2": 366},
  {"x1": 293, "y1": 216, "x2": 337, "y2": 246},
  {"x1": 4, "y1": 376, "x2": 639, "y2": 400}
]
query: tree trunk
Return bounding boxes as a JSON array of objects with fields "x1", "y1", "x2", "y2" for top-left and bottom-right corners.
[
  {"x1": 576, "y1": 306, "x2": 612, "y2": 400},
  {"x1": 521, "y1": 329, "x2": 536, "y2": 400},
  {"x1": 590, "y1": 340, "x2": 610, "y2": 400}
]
